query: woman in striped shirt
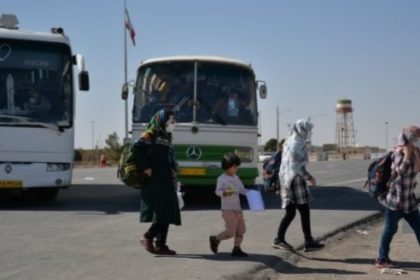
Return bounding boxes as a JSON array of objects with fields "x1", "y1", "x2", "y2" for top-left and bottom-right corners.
[{"x1": 376, "y1": 125, "x2": 420, "y2": 268}]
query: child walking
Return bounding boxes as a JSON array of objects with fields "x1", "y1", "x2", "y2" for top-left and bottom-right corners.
[{"x1": 209, "y1": 153, "x2": 249, "y2": 257}]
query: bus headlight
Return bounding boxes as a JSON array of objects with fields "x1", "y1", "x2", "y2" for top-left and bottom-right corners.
[
  {"x1": 47, "y1": 163, "x2": 71, "y2": 171},
  {"x1": 235, "y1": 148, "x2": 253, "y2": 162}
]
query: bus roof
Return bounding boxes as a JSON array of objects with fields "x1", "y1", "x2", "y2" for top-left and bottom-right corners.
[
  {"x1": 139, "y1": 56, "x2": 253, "y2": 70},
  {"x1": 0, "y1": 26, "x2": 71, "y2": 46}
]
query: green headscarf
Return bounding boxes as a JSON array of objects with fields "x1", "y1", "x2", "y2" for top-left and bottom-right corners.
[{"x1": 142, "y1": 109, "x2": 175, "y2": 141}]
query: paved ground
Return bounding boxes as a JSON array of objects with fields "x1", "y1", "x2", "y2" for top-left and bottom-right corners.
[
  {"x1": 2, "y1": 162, "x2": 419, "y2": 280},
  {"x1": 246, "y1": 217, "x2": 420, "y2": 280}
]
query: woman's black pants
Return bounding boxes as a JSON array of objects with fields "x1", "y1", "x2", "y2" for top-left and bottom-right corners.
[
  {"x1": 277, "y1": 202, "x2": 313, "y2": 243},
  {"x1": 144, "y1": 223, "x2": 169, "y2": 247}
]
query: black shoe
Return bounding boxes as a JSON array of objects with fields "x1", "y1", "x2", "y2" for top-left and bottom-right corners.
[
  {"x1": 154, "y1": 245, "x2": 176, "y2": 255},
  {"x1": 209, "y1": 235, "x2": 220, "y2": 254},
  {"x1": 272, "y1": 240, "x2": 293, "y2": 250},
  {"x1": 231, "y1": 246, "x2": 248, "y2": 257},
  {"x1": 304, "y1": 241, "x2": 325, "y2": 252}
]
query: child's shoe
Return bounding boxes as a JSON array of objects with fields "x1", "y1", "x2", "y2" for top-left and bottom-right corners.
[
  {"x1": 231, "y1": 246, "x2": 248, "y2": 257},
  {"x1": 209, "y1": 235, "x2": 220, "y2": 254}
]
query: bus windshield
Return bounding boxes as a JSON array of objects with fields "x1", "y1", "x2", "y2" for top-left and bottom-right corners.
[
  {"x1": 0, "y1": 41, "x2": 73, "y2": 128},
  {"x1": 133, "y1": 60, "x2": 257, "y2": 125}
]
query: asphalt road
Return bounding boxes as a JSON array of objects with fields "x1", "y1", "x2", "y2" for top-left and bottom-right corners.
[{"x1": 1, "y1": 159, "x2": 415, "y2": 280}]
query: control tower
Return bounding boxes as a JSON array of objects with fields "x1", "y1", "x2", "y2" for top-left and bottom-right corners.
[{"x1": 335, "y1": 99, "x2": 356, "y2": 151}]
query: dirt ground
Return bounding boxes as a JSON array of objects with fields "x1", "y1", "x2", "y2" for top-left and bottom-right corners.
[{"x1": 248, "y1": 217, "x2": 420, "y2": 280}]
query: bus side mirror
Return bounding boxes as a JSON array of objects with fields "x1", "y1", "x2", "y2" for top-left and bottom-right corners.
[
  {"x1": 74, "y1": 54, "x2": 89, "y2": 91},
  {"x1": 79, "y1": 71, "x2": 89, "y2": 91},
  {"x1": 258, "y1": 83, "x2": 267, "y2": 99},
  {"x1": 121, "y1": 83, "x2": 129, "y2": 100}
]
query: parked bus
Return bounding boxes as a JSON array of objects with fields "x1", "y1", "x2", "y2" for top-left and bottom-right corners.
[
  {"x1": 126, "y1": 56, "x2": 266, "y2": 187},
  {"x1": 0, "y1": 14, "x2": 89, "y2": 200}
]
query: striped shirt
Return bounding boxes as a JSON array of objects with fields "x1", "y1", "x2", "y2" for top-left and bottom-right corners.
[
  {"x1": 281, "y1": 167, "x2": 313, "y2": 207},
  {"x1": 383, "y1": 149, "x2": 418, "y2": 213}
]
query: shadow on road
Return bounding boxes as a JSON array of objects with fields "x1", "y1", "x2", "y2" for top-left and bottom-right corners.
[
  {"x1": 289, "y1": 251, "x2": 420, "y2": 272},
  {"x1": 154, "y1": 252, "x2": 366, "y2": 277},
  {"x1": 261, "y1": 185, "x2": 382, "y2": 211},
  {"x1": 0, "y1": 184, "x2": 382, "y2": 214}
]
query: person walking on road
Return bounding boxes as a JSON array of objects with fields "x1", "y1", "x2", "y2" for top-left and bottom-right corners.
[
  {"x1": 209, "y1": 153, "x2": 249, "y2": 257},
  {"x1": 376, "y1": 125, "x2": 420, "y2": 268},
  {"x1": 273, "y1": 119, "x2": 325, "y2": 252},
  {"x1": 135, "y1": 109, "x2": 181, "y2": 255}
]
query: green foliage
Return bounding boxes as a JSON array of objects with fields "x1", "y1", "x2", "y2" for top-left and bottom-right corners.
[
  {"x1": 74, "y1": 149, "x2": 83, "y2": 161},
  {"x1": 103, "y1": 132, "x2": 124, "y2": 162},
  {"x1": 73, "y1": 132, "x2": 125, "y2": 166},
  {"x1": 264, "y1": 138, "x2": 278, "y2": 152}
]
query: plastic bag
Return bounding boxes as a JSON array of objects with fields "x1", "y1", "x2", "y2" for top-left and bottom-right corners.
[
  {"x1": 246, "y1": 189, "x2": 265, "y2": 212},
  {"x1": 177, "y1": 181, "x2": 184, "y2": 209}
]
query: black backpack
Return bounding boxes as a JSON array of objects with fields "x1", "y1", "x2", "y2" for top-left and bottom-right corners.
[
  {"x1": 364, "y1": 152, "x2": 394, "y2": 199},
  {"x1": 262, "y1": 152, "x2": 281, "y2": 192},
  {"x1": 262, "y1": 155, "x2": 276, "y2": 176}
]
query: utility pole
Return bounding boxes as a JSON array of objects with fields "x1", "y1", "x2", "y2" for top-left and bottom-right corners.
[
  {"x1": 276, "y1": 106, "x2": 279, "y2": 144},
  {"x1": 91, "y1": 121, "x2": 95, "y2": 151},
  {"x1": 276, "y1": 107, "x2": 292, "y2": 144},
  {"x1": 385, "y1": 121, "x2": 389, "y2": 151}
]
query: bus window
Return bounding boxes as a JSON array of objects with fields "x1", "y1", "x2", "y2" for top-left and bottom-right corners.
[
  {"x1": 196, "y1": 62, "x2": 257, "y2": 125},
  {"x1": 133, "y1": 62, "x2": 194, "y2": 123}
]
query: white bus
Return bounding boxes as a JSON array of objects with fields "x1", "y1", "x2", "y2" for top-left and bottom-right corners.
[
  {"x1": 127, "y1": 56, "x2": 266, "y2": 188},
  {"x1": 0, "y1": 15, "x2": 89, "y2": 200}
]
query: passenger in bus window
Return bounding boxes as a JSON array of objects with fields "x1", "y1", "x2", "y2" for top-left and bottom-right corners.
[
  {"x1": 140, "y1": 90, "x2": 162, "y2": 121},
  {"x1": 0, "y1": 89, "x2": 6, "y2": 111},
  {"x1": 212, "y1": 90, "x2": 252, "y2": 124},
  {"x1": 24, "y1": 89, "x2": 51, "y2": 112}
]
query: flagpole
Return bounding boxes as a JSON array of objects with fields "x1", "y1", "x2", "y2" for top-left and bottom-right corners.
[{"x1": 123, "y1": 0, "x2": 128, "y2": 141}]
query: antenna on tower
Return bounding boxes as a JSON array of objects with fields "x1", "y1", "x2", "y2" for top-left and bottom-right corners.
[{"x1": 335, "y1": 99, "x2": 356, "y2": 155}]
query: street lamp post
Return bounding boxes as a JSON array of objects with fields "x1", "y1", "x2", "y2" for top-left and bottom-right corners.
[
  {"x1": 287, "y1": 123, "x2": 292, "y2": 133},
  {"x1": 91, "y1": 121, "x2": 95, "y2": 151},
  {"x1": 276, "y1": 107, "x2": 279, "y2": 143},
  {"x1": 385, "y1": 121, "x2": 389, "y2": 151},
  {"x1": 276, "y1": 106, "x2": 292, "y2": 144}
]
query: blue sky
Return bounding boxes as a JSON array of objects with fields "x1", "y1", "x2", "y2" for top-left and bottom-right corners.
[{"x1": 3, "y1": 0, "x2": 420, "y2": 149}]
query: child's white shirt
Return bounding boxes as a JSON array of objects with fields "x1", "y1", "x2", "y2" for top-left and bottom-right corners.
[{"x1": 215, "y1": 173, "x2": 248, "y2": 210}]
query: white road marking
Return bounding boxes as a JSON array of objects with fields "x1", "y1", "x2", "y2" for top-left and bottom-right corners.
[{"x1": 84, "y1": 177, "x2": 95, "y2": 181}]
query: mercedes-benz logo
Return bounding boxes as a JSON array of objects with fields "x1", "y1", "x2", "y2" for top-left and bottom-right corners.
[
  {"x1": 186, "y1": 146, "x2": 202, "y2": 160},
  {"x1": 5, "y1": 164, "x2": 12, "y2": 174}
]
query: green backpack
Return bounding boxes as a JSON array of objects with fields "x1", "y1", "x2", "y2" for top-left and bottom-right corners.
[{"x1": 117, "y1": 143, "x2": 145, "y2": 189}]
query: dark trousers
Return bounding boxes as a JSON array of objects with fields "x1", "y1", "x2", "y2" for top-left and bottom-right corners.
[
  {"x1": 144, "y1": 223, "x2": 169, "y2": 247},
  {"x1": 277, "y1": 202, "x2": 313, "y2": 243}
]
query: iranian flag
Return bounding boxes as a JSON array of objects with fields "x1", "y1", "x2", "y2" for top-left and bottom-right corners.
[{"x1": 125, "y1": 9, "x2": 136, "y2": 46}]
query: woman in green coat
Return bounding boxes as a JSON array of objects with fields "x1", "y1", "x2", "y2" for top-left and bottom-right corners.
[{"x1": 135, "y1": 109, "x2": 181, "y2": 255}]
